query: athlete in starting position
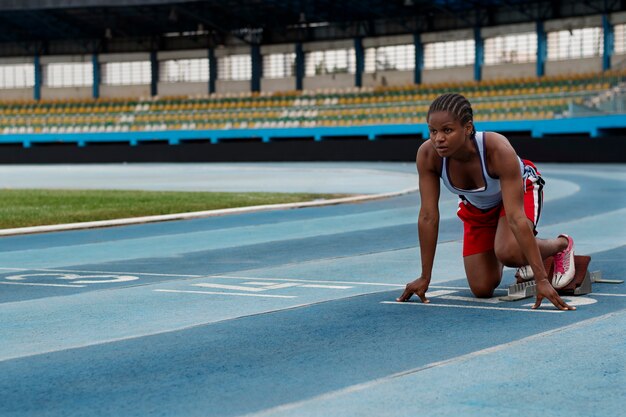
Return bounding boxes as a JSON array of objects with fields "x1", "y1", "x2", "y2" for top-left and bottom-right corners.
[{"x1": 397, "y1": 93, "x2": 576, "y2": 310}]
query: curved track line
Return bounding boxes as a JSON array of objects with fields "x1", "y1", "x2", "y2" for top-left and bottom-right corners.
[{"x1": 0, "y1": 186, "x2": 417, "y2": 236}]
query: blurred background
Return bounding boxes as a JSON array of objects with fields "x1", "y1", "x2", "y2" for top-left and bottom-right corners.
[{"x1": 0, "y1": 0, "x2": 625, "y2": 163}]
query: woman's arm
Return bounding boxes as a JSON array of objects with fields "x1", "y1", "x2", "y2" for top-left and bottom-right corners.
[
  {"x1": 397, "y1": 143, "x2": 440, "y2": 302},
  {"x1": 490, "y1": 134, "x2": 573, "y2": 310},
  {"x1": 416, "y1": 145, "x2": 441, "y2": 283}
]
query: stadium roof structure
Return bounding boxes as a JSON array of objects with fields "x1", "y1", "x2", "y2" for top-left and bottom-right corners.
[{"x1": 0, "y1": 0, "x2": 624, "y2": 54}]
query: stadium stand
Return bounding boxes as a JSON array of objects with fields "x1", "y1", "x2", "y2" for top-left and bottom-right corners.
[
  {"x1": 0, "y1": 0, "x2": 625, "y2": 162},
  {"x1": 1, "y1": 70, "x2": 623, "y2": 134}
]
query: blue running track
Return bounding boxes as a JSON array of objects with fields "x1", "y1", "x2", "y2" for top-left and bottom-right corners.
[{"x1": 0, "y1": 163, "x2": 624, "y2": 417}]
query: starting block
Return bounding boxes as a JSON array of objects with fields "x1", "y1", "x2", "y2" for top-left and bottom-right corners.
[{"x1": 499, "y1": 255, "x2": 623, "y2": 302}]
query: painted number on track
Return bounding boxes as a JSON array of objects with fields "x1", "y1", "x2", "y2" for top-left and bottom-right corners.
[{"x1": 5, "y1": 273, "x2": 139, "y2": 285}]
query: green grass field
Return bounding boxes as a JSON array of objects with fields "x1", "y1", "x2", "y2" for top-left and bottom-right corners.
[{"x1": 0, "y1": 189, "x2": 349, "y2": 229}]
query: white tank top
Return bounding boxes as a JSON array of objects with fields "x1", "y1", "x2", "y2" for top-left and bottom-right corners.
[{"x1": 440, "y1": 131, "x2": 524, "y2": 210}]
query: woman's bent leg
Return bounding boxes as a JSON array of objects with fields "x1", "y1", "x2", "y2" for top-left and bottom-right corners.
[
  {"x1": 494, "y1": 215, "x2": 568, "y2": 267},
  {"x1": 464, "y1": 250, "x2": 503, "y2": 298}
]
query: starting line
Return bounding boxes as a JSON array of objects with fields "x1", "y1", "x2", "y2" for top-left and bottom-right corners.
[
  {"x1": 153, "y1": 289, "x2": 297, "y2": 298},
  {"x1": 1, "y1": 267, "x2": 623, "y2": 313}
]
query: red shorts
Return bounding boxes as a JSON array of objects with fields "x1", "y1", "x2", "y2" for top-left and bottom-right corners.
[{"x1": 456, "y1": 160, "x2": 544, "y2": 257}]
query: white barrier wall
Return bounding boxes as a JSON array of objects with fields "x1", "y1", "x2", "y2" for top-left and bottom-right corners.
[
  {"x1": 422, "y1": 66, "x2": 474, "y2": 84},
  {"x1": 546, "y1": 57, "x2": 603, "y2": 75},
  {"x1": 216, "y1": 80, "x2": 250, "y2": 94},
  {"x1": 0, "y1": 88, "x2": 32, "y2": 100},
  {"x1": 303, "y1": 73, "x2": 354, "y2": 90},
  {"x1": 158, "y1": 82, "x2": 208, "y2": 97},
  {"x1": 100, "y1": 85, "x2": 151, "y2": 99},
  {"x1": 363, "y1": 70, "x2": 413, "y2": 87},
  {"x1": 482, "y1": 63, "x2": 536, "y2": 80},
  {"x1": 261, "y1": 77, "x2": 296, "y2": 92},
  {"x1": 41, "y1": 87, "x2": 92, "y2": 100}
]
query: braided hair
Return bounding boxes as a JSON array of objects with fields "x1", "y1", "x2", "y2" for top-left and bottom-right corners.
[{"x1": 427, "y1": 93, "x2": 476, "y2": 137}]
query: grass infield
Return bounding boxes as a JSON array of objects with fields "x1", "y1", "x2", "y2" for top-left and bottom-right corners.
[{"x1": 0, "y1": 189, "x2": 350, "y2": 229}]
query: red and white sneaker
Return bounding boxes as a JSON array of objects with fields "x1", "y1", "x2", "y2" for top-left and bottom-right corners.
[{"x1": 552, "y1": 234, "x2": 576, "y2": 289}]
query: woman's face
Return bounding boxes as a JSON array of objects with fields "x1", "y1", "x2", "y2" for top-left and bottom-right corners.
[{"x1": 427, "y1": 111, "x2": 472, "y2": 157}]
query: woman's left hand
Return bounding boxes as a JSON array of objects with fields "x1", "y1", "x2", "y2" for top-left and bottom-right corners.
[{"x1": 532, "y1": 279, "x2": 576, "y2": 310}]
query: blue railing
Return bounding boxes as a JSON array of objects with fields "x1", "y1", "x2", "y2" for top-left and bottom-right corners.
[{"x1": 2, "y1": 114, "x2": 626, "y2": 148}]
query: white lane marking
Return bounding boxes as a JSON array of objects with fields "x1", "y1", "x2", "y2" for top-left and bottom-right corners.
[
  {"x1": 255, "y1": 283, "x2": 301, "y2": 290},
  {"x1": 425, "y1": 290, "x2": 458, "y2": 297},
  {"x1": 242, "y1": 281, "x2": 283, "y2": 286},
  {"x1": 192, "y1": 282, "x2": 301, "y2": 292},
  {"x1": 211, "y1": 275, "x2": 407, "y2": 287},
  {"x1": 210, "y1": 276, "x2": 509, "y2": 293},
  {"x1": 592, "y1": 293, "x2": 626, "y2": 297},
  {"x1": 0, "y1": 282, "x2": 85, "y2": 288},
  {"x1": 192, "y1": 283, "x2": 267, "y2": 292},
  {"x1": 0, "y1": 267, "x2": 202, "y2": 278},
  {"x1": 524, "y1": 296, "x2": 597, "y2": 308},
  {"x1": 300, "y1": 284, "x2": 352, "y2": 289},
  {"x1": 153, "y1": 289, "x2": 296, "y2": 298},
  {"x1": 237, "y1": 281, "x2": 354, "y2": 290},
  {"x1": 240, "y1": 310, "x2": 624, "y2": 417},
  {"x1": 380, "y1": 301, "x2": 563, "y2": 313},
  {"x1": 37, "y1": 268, "x2": 201, "y2": 278},
  {"x1": 440, "y1": 295, "x2": 503, "y2": 304},
  {"x1": 239, "y1": 281, "x2": 352, "y2": 290}
]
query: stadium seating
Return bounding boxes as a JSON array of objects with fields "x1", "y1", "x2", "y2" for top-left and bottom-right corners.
[{"x1": 1, "y1": 70, "x2": 624, "y2": 134}]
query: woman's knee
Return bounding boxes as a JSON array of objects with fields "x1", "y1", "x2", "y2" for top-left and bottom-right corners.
[
  {"x1": 494, "y1": 244, "x2": 524, "y2": 267},
  {"x1": 469, "y1": 282, "x2": 497, "y2": 298},
  {"x1": 464, "y1": 251, "x2": 502, "y2": 298},
  {"x1": 466, "y1": 268, "x2": 501, "y2": 298}
]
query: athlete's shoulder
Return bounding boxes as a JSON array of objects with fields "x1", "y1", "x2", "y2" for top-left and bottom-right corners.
[
  {"x1": 483, "y1": 131, "x2": 516, "y2": 155},
  {"x1": 416, "y1": 139, "x2": 439, "y2": 162},
  {"x1": 483, "y1": 130, "x2": 509, "y2": 143},
  {"x1": 483, "y1": 131, "x2": 520, "y2": 176},
  {"x1": 416, "y1": 139, "x2": 441, "y2": 174}
]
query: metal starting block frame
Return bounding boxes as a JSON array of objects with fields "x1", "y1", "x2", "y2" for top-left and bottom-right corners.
[{"x1": 499, "y1": 255, "x2": 623, "y2": 302}]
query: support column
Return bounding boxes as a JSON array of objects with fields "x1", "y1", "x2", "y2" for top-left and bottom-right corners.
[
  {"x1": 150, "y1": 50, "x2": 158, "y2": 96},
  {"x1": 354, "y1": 37, "x2": 364, "y2": 88},
  {"x1": 92, "y1": 53, "x2": 100, "y2": 99},
  {"x1": 251, "y1": 43, "x2": 262, "y2": 92},
  {"x1": 414, "y1": 33, "x2": 423, "y2": 85},
  {"x1": 603, "y1": 14, "x2": 614, "y2": 71},
  {"x1": 208, "y1": 48, "x2": 217, "y2": 94},
  {"x1": 295, "y1": 43, "x2": 304, "y2": 91},
  {"x1": 537, "y1": 21, "x2": 546, "y2": 77},
  {"x1": 474, "y1": 27, "x2": 483, "y2": 82},
  {"x1": 34, "y1": 54, "x2": 41, "y2": 101}
]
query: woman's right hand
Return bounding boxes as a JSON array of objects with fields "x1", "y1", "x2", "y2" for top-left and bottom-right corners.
[{"x1": 396, "y1": 277, "x2": 431, "y2": 303}]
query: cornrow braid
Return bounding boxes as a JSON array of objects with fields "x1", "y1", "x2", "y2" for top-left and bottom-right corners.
[{"x1": 427, "y1": 93, "x2": 476, "y2": 137}]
